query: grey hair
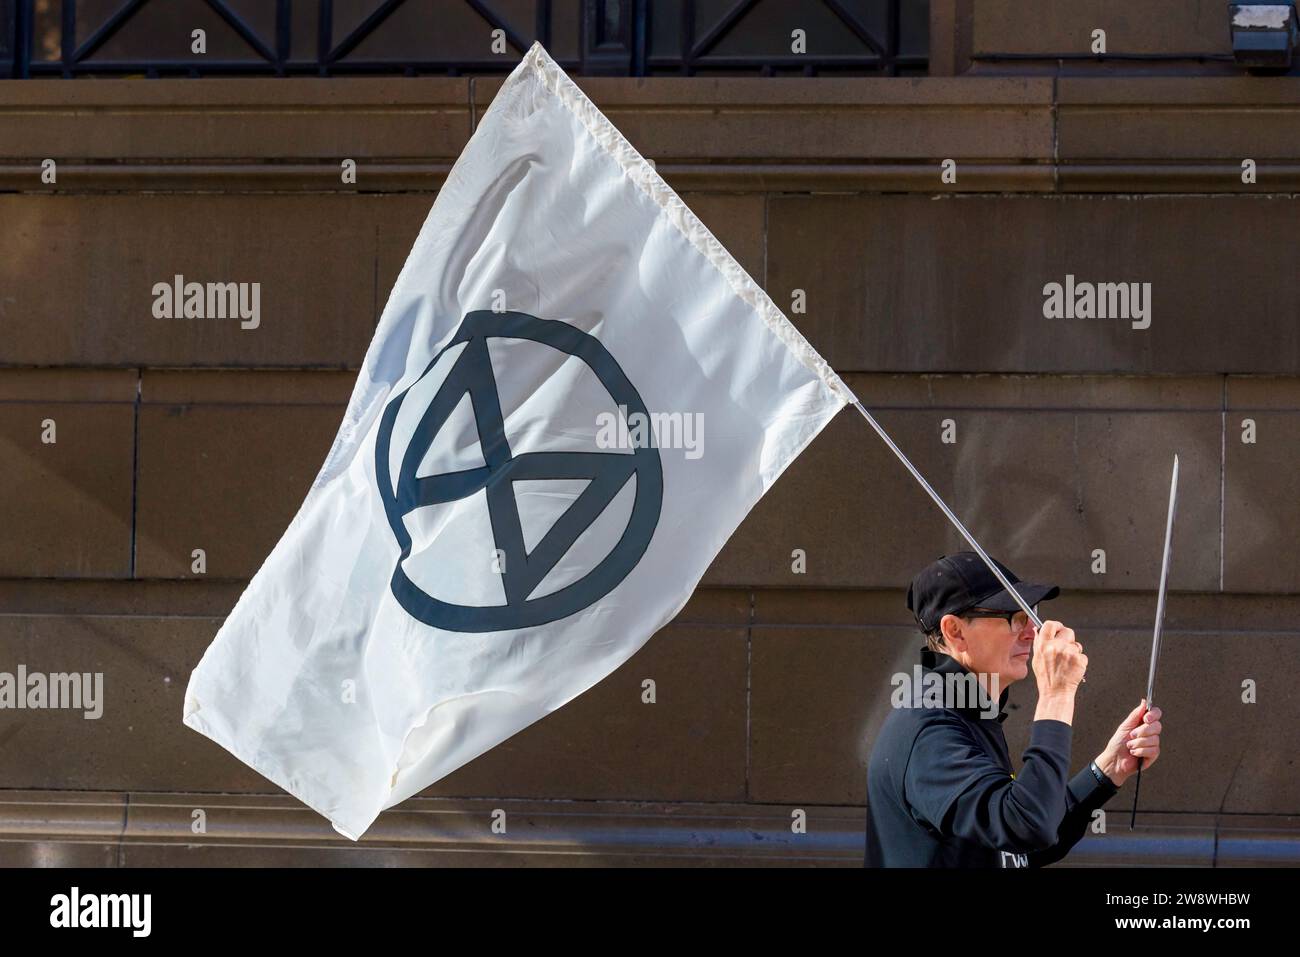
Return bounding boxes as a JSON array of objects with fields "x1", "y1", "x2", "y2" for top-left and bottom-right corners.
[{"x1": 925, "y1": 612, "x2": 974, "y2": 652}]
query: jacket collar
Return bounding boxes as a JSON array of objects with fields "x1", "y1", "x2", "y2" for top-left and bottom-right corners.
[{"x1": 919, "y1": 647, "x2": 1011, "y2": 723}]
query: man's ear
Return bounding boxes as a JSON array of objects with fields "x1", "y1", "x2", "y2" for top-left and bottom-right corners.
[{"x1": 939, "y1": 613, "x2": 966, "y2": 650}]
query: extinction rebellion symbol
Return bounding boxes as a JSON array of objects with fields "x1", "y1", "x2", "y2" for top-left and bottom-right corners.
[{"x1": 375, "y1": 310, "x2": 664, "y2": 633}]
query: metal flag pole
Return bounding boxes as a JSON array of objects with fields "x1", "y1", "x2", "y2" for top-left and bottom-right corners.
[
  {"x1": 1131, "y1": 453, "x2": 1179, "y2": 830},
  {"x1": 848, "y1": 395, "x2": 1044, "y2": 631}
]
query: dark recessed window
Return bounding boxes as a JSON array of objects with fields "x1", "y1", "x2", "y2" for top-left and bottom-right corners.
[{"x1": 3, "y1": 0, "x2": 928, "y2": 78}]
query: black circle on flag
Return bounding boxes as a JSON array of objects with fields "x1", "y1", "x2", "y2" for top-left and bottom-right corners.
[{"x1": 375, "y1": 310, "x2": 664, "y2": 633}]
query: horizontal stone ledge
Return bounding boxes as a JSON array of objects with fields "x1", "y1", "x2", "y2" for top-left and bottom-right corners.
[
  {"x1": 0, "y1": 79, "x2": 473, "y2": 162},
  {"x1": 1226, "y1": 376, "x2": 1300, "y2": 410},
  {"x1": 0, "y1": 578, "x2": 750, "y2": 623},
  {"x1": 4, "y1": 583, "x2": 1300, "y2": 629},
  {"x1": 0, "y1": 76, "x2": 1052, "y2": 110},
  {"x1": 1058, "y1": 79, "x2": 1300, "y2": 163},
  {"x1": 4, "y1": 77, "x2": 1056, "y2": 165},
  {"x1": 0, "y1": 162, "x2": 1055, "y2": 194},
  {"x1": 0, "y1": 163, "x2": 454, "y2": 192},
  {"x1": 0, "y1": 78, "x2": 473, "y2": 107},
  {"x1": 1057, "y1": 77, "x2": 1300, "y2": 106},
  {"x1": 9, "y1": 76, "x2": 1300, "y2": 173},
  {"x1": 0, "y1": 368, "x2": 138, "y2": 403},
  {"x1": 9, "y1": 161, "x2": 1300, "y2": 194},
  {"x1": 0, "y1": 791, "x2": 865, "y2": 866},
  {"x1": 847, "y1": 373, "x2": 1225, "y2": 411},
  {"x1": 471, "y1": 75, "x2": 1055, "y2": 108},
  {"x1": 0, "y1": 369, "x2": 1250, "y2": 410},
  {"x1": 119, "y1": 794, "x2": 863, "y2": 858},
  {"x1": 750, "y1": 589, "x2": 1300, "y2": 632},
  {"x1": 9, "y1": 75, "x2": 1292, "y2": 110},
  {"x1": 1060, "y1": 164, "x2": 1300, "y2": 192},
  {"x1": 0, "y1": 579, "x2": 246, "y2": 617},
  {"x1": 139, "y1": 369, "x2": 355, "y2": 405},
  {"x1": 0, "y1": 791, "x2": 1290, "y2": 866}
]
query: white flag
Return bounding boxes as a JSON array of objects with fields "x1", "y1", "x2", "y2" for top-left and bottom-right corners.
[{"x1": 183, "y1": 42, "x2": 851, "y2": 840}]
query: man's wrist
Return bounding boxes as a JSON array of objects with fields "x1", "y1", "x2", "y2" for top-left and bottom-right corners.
[
  {"x1": 1034, "y1": 689, "x2": 1077, "y2": 725},
  {"x1": 1094, "y1": 752, "x2": 1128, "y2": 787}
]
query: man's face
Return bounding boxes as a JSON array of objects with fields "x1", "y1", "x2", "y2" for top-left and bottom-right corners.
[{"x1": 940, "y1": 606, "x2": 1038, "y2": 689}]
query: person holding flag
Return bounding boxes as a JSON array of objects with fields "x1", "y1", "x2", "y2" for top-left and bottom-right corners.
[{"x1": 864, "y1": 552, "x2": 1164, "y2": 867}]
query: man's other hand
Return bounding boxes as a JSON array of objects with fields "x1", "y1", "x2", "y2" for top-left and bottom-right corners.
[{"x1": 1097, "y1": 699, "x2": 1164, "y2": 786}]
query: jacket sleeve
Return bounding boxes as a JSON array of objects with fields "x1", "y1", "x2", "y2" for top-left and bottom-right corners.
[
  {"x1": 1027, "y1": 763, "x2": 1120, "y2": 867},
  {"x1": 903, "y1": 716, "x2": 1077, "y2": 854}
]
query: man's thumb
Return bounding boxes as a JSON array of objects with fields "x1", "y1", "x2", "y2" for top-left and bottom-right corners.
[{"x1": 1122, "y1": 698, "x2": 1147, "y2": 730}]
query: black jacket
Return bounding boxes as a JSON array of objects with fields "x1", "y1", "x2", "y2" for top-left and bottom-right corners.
[{"x1": 864, "y1": 647, "x2": 1118, "y2": 867}]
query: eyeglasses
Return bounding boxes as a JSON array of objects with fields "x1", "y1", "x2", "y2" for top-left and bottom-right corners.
[{"x1": 963, "y1": 604, "x2": 1039, "y2": 632}]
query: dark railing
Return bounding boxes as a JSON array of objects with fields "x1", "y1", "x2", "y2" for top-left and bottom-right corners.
[{"x1": 1, "y1": 0, "x2": 927, "y2": 79}]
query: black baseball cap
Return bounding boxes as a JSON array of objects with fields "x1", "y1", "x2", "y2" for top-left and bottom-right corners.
[{"x1": 907, "y1": 551, "x2": 1059, "y2": 634}]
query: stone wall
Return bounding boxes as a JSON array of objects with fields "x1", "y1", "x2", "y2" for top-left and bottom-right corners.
[{"x1": 1, "y1": 5, "x2": 1297, "y2": 865}]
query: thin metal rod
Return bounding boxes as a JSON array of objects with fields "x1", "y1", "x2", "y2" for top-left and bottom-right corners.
[
  {"x1": 1146, "y1": 453, "x2": 1178, "y2": 708},
  {"x1": 1131, "y1": 453, "x2": 1179, "y2": 830},
  {"x1": 849, "y1": 397, "x2": 1043, "y2": 631}
]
